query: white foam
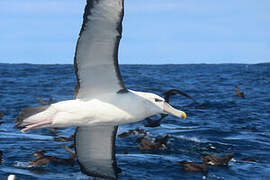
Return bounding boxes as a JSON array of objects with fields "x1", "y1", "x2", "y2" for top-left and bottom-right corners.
[
  {"x1": 177, "y1": 135, "x2": 201, "y2": 143},
  {"x1": 13, "y1": 161, "x2": 29, "y2": 168}
]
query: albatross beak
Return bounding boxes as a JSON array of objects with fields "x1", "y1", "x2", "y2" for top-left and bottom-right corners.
[{"x1": 163, "y1": 103, "x2": 187, "y2": 119}]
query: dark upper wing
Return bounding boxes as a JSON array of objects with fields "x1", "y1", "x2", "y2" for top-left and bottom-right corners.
[
  {"x1": 75, "y1": 126, "x2": 119, "y2": 179},
  {"x1": 74, "y1": 0, "x2": 127, "y2": 99}
]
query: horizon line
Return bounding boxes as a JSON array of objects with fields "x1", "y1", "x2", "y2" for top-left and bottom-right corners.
[{"x1": 0, "y1": 62, "x2": 269, "y2": 66}]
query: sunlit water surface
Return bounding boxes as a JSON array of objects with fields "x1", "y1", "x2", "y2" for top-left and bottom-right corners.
[{"x1": 0, "y1": 63, "x2": 270, "y2": 179}]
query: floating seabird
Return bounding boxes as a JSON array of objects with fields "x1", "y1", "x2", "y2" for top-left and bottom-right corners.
[
  {"x1": 15, "y1": 0, "x2": 187, "y2": 179},
  {"x1": 241, "y1": 157, "x2": 257, "y2": 162},
  {"x1": 201, "y1": 154, "x2": 233, "y2": 166},
  {"x1": 28, "y1": 149, "x2": 75, "y2": 167},
  {"x1": 138, "y1": 137, "x2": 157, "y2": 150},
  {"x1": 0, "y1": 150, "x2": 2, "y2": 163},
  {"x1": 118, "y1": 127, "x2": 147, "y2": 138},
  {"x1": 138, "y1": 135, "x2": 169, "y2": 150},
  {"x1": 28, "y1": 150, "x2": 50, "y2": 167},
  {"x1": 0, "y1": 111, "x2": 4, "y2": 120},
  {"x1": 39, "y1": 97, "x2": 53, "y2": 106},
  {"x1": 235, "y1": 85, "x2": 245, "y2": 98},
  {"x1": 54, "y1": 134, "x2": 74, "y2": 142},
  {"x1": 179, "y1": 161, "x2": 208, "y2": 173}
]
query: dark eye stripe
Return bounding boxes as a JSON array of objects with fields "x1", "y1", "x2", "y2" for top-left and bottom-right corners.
[{"x1": 155, "y1": 98, "x2": 163, "y2": 102}]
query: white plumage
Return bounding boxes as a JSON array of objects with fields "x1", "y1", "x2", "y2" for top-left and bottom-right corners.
[
  {"x1": 16, "y1": 0, "x2": 186, "y2": 179},
  {"x1": 22, "y1": 91, "x2": 168, "y2": 129}
]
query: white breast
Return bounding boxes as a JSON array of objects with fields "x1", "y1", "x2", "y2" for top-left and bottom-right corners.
[{"x1": 50, "y1": 91, "x2": 154, "y2": 127}]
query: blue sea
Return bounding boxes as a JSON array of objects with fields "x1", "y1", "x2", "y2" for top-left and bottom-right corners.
[{"x1": 0, "y1": 63, "x2": 270, "y2": 179}]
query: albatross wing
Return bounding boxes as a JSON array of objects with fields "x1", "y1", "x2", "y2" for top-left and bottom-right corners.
[
  {"x1": 74, "y1": 0, "x2": 126, "y2": 99},
  {"x1": 75, "y1": 126, "x2": 119, "y2": 179},
  {"x1": 73, "y1": 0, "x2": 125, "y2": 178}
]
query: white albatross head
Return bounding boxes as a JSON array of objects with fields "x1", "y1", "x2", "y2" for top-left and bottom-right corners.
[{"x1": 132, "y1": 91, "x2": 187, "y2": 119}]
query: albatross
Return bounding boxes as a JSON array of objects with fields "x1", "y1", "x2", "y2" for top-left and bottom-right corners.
[{"x1": 16, "y1": 0, "x2": 187, "y2": 179}]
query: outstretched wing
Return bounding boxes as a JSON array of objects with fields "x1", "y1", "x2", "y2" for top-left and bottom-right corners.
[
  {"x1": 74, "y1": 0, "x2": 127, "y2": 99},
  {"x1": 75, "y1": 126, "x2": 119, "y2": 179}
]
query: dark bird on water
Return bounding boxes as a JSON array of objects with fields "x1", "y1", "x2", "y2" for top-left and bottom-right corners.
[
  {"x1": 0, "y1": 111, "x2": 4, "y2": 125},
  {"x1": 241, "y1": 157, "x2": 257, "y2": 162},
  {"x1": 235, "y1": 85, "x2": 245, "y2": 98},
  {"x1": 202, "y1": 154, "x2": 233, "y2": 166},
  {"x1": 39, "y1": 97, "x2": 53, "y2": 106},
  {"x1": 118, "y1": 127, "x2": 147, "y2": 138},
  {"x1": 0, "y1": 111, "x2": 4, "y2": 120},
  {"x1": 28, "y1": 149, "x2": 75, "y2": 167},
  {"x1": 138, "y1": 135, "x2": 169, "y2": 150},
  {"x1": 0, "y1": 150, "x2": 3, "y2": 163},
  {"x1": 138, "y1": 137, "x2": 157, "y2": 150},
  {"x1": 179, "y1": 161, "x2": 208, "y2": 173},
  {"x1": 54, "y1": 134, "x2": 74, "y2": 142},
  {"x1": 28, "y1": 150, "x2": 50, "y2": 167}
]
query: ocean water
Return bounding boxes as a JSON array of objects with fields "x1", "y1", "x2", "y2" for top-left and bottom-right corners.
[{"x1": 0, "y1": 63, "x2": 270, "y2": 179}]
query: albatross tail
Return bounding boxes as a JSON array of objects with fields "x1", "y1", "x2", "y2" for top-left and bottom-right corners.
[{"x1": 15, "y1": 105, "x2": 54, "y2": 132}]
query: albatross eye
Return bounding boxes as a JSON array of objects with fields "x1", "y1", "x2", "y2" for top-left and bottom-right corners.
[{"x1": 155, "y1": 98, "x2": 163, "y2": 102}]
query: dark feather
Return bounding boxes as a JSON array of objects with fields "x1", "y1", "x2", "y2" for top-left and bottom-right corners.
[
  {"x1": 163, "y1": 89, "x2": 195, "y2": 103},
  {"x1": 179, "y1": 161, "x2": 208, "y2": 173}
]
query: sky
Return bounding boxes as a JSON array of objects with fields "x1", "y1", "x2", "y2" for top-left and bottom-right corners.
[{"x1": 0, "y1": 0, "x2": 269, "y2": 64}]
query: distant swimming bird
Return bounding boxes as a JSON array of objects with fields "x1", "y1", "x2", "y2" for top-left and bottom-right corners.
[
  {"x1": 15, "y1": 0, "x2": 187, "y2": 179},
  {"x1": 118, "y1": 127, "x2": 147, "y2": 138},
  {"x1": 28, "y1": 150, "x2": 50, "y2": 167},
  {"x1": 54, "y1": 134, "x2": 74, "y2": 142},
  {"x1": 0, "y1": 150, "x2": 2, "y2": 163},
  {"x1": 202, "y1": 154, "x2": 233, "y2": 166},
  {"x1": 28, "y1": 149, "x2": 74, "y2": 167},
  {"x1": 235, "y1": 85, "x2": 245, "y2": 98},
  {"x1": 138, "y1": 137, "x2": 157, "y2": 150},
  {"x1": 153, "y1": 135, "x2": 170, "y2": 150},
  {"x1": 241, "y1": 157, "x2": 257, "y2": 162},
  {"x1": 179, "y1": 161, "x2": 208, "y2": 173},
  {"x1": 138, "y1": 135, "x2": 169, "y2": 150},
  {"x1": 0, "y1": 111, "x2": 4, "y2": 120},
  {"x1": 39, "y1": 97, "x2": 53, "y2": 106}
]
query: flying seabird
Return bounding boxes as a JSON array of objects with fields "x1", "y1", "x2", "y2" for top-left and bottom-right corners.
[{"x1": 16, "y1": 0, "x2": 187, "y2": 179}]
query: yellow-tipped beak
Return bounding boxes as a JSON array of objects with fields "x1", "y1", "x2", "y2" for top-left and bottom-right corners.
[
  {"x1": 181, "y1": 111, "x2": 187, "y2": 119},
  {"x1": 163, "y1": 103, "x2": 187, "y2": 119}
]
